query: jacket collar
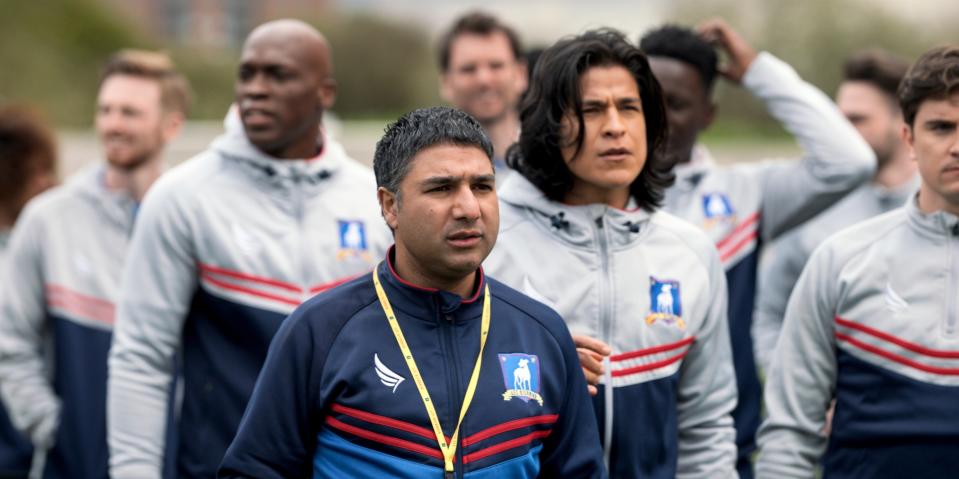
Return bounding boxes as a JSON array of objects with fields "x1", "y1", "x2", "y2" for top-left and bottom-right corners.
[
  {"x1": 906, "y1": 193, "x2": 959, "y2": 239},
  {"x1": 73, "y1": 164, "x2": 138, "y2": 233},
  {"x1": 212, "y1": 108, "x2": 348, "y2": 196},
  {"x1": 498, "y1": 173, "x2": 652, "y2": 249},
  {"x1": 376, "y1": 246, "x2": 486, "y2": 323},
  {"x1": 671, "y1": 144, "x2": 715, "y2": 192}
]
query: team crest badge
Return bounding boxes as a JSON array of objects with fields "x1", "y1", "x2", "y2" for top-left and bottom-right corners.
[
  {"x1": 702, "y1": 193, "x2": 736, "y2": 230},
  {"x1": 645, "y1": 277, "x2": 686, "y2": 330},
  {"x1": 498, "y1": 353, "x2": 544, "y2": 406},
  {"x1": 336, "y1": 220, "x2": 371, "y2": 261}
]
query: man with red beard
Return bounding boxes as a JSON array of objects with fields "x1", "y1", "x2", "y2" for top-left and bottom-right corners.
[{"x1": 0, "y1": 50, "x2": 188, "y2": 478}]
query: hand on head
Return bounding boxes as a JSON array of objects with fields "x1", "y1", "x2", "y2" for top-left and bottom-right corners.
[{"x1": 696, "y1": 18, "x2": 758, "y2": 84}]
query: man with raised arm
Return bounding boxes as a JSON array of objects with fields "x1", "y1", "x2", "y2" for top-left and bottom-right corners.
[{"x1": 637, "y1": 20, "x2": 875, "y2": 476}]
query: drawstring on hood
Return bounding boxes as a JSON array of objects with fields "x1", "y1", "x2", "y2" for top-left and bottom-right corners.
[
  {"x1": 213, "y1": 105, "x2": 345, "y2": 193},
  {"x1": 498, "y1": 174, "x2": 653, "y2": 249},
  {"x1": 549, "y1": 212, "x2": 570, "y2": 230}
]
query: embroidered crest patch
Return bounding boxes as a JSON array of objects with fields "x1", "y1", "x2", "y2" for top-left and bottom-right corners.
[
  {"x1": 702, "y1": 193, "x2": 737, "y2": 230},
  {"x1": 336, "y1": 220, "x2": 371, "y2": 261},
  {"x1": 646, "y1": 276, "x2": 686, "y2": 330},
  {"x1": 498, "y1": 353, "x2": 544, "y2": 406}
]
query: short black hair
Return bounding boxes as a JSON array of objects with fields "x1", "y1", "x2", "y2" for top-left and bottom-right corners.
[
  {"x1": 640, "y1": 24, "x2": 718, "y2": 94},
  {"x1": 438, "y1": 11, "x2": 523, "y2": 72},
  {"x1": 843, "y1": 49, "x2": 910, "y2": 101},
  {"x1": 507, "y1": 29, "x2": 672, "y2": 212},
  {"x1": 898, "y1": 45, "x2": 959, "y2": 126},
  {"x1": 374, "y1": 106, "x2": 494, "y2": 195}
]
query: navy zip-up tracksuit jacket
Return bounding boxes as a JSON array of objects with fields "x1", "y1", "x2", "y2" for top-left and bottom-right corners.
[{"x1": 219, "y1": 256, "x2": 606, "y2": 478}]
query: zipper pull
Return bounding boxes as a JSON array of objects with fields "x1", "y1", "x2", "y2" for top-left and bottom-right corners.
[
  {"x1": 951, "y1": 222, "x2": 959, "y2": 237},
  {"x1": 595, "y1": 217, "x2": 604, "y2": 228}
]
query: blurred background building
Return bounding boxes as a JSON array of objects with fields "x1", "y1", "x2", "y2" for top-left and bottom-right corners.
[{"x1": 1, "y1": 0, "x2": 956, "y2": 173}]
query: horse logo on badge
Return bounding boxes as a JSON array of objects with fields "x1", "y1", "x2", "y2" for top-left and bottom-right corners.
[
  {"x1": 646, "y1": 277, "x2": 686, "y2": 330},
  {"x1": 336, "y1": 220, "x2": 371, "y2": 261},
  {"x1": 701, "y1": 193, "x2": 736, "y2": 230},
  {"x1": 498, "y1": 353, "x2": 544, "y2": 406}
]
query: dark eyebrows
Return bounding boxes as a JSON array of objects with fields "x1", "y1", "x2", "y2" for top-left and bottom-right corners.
[
  {"x1": 420, "y1": 176, "x2": 457, "y2": 188},
  {"x1": 420, "y1": 173, "x2": 496, "y2": 187},
  {"x1": 924, "y1": 118, "x2": 957, "y2": 129},
  {"x1": 581, "y1": 97, "x2": 642, "y2": 108},
  {"x1": 473, "y1": 174, "x2": 496, "y2": 184}
]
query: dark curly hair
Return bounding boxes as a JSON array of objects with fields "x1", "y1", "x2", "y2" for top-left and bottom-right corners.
[
  {"x1": 639, "y1": 24, "x2": 719, "y2": 95},
  {"x1": 898, "y1": 45, "x2": 959, "y2": 127},
  {"x1": 507, "y1": 28, "x2": 671, "y2": 211},
  {"x1": 0, "y1": 104, "x2": 56, "y2": 221}
]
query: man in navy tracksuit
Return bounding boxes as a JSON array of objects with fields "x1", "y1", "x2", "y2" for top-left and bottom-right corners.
[{"x1": 220, "y1": 107, "x2": 605, "y2": 478}]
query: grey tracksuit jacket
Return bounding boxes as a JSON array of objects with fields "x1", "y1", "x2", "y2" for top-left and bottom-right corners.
[
  {"x1": 661, "y1": 52, "x2": 875, "y2": 473},
  {"x1": 0, "y1": 166, "x2": 138, "y2": 478},
  {"x1": 752, "y1": 178, "x2": 918, "y2": 371},
  {"x1": 485, "y1": 174, "x2": 737, "y2": 479},
  {"x1": 106, "y1": 128, "x2": 391, "y2": 478},
  {"x1": 756, "y1": 197, "x2": 959, "y2": 478}
]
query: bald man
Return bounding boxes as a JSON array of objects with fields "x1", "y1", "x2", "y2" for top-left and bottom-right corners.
[{"x1": 107, "y1": 20, "x2": 391, "y2": 478}]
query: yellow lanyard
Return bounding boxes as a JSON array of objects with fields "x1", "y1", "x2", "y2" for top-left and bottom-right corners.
[{"x1": 372, "y1": 268, "x2": 490, "y2": 478}]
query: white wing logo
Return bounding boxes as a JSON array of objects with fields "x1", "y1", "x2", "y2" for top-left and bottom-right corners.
[
  {"x1": 374, "y1": 353, "x2": 405, "y2": 393},
  {"x1": 884, "y1": 282, "x2": 909, "y2": 313}
]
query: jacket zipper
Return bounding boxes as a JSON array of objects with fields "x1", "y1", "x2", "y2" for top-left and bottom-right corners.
[
  {"x1": 595, "y1": 214, "x2": 614, "y2": 469},
  {"x1": 440, "y1": 306, "x2": 465, "y2": 478},
  {"x1": 946, "y1": 222, "x2": 958, "y2": 337},
  {"x1": 293, "y1": 177, "x2": 310, "y2": 301}
]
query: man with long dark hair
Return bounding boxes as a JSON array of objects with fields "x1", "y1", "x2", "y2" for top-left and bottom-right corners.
[{"x1": 485, "y1": 29, "x2": 737, "y2": 478}]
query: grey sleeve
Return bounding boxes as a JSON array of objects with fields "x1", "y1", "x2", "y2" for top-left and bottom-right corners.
[
  {"x1": 676, "y1": 248, "x2": 738, "y2": 479},
  {"x1": 744, "y1": 52, "x2": 875, "y2": 241},
  {"x1": 107, "y1": 183, "x2": 197, "y2": 478},
  {"x1": 0, "y1": 206, "x2": 61, "y2": 448},
  {"x1": 752, "y1": 231, "x2": 811, "y2": 373},
  {"x1": 755, "y1": 244, "x2": 839, "y2": 478}
]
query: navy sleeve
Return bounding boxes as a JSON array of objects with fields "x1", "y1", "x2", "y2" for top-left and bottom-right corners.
[
  {"x1": 537, "y1": 316, "x2": 607, "y2": 479},
  {"x1": 218, "y1": 305, "x2": 327, "y2": 478}
]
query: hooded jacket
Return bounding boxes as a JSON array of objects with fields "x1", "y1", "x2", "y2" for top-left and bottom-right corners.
[
  {"x1": 107, "y1": 126, "x2": 392, "y2": 478},
  {"x1": 0, "y1": 230, "x2": 33, "y2": 478},
  {"x1": 484, "y1": 174, "x2": 737, "y2": 478},
  {"x1": 662, "y1": 52, "x2": 876, "y2": 472},
  {"x1": 0, "y1": 166, "x2": 140, "y2": 478},
  {"x1": 219, "y1": 255, "x2": 606, "y2": 479},
  {"x1": 757, "y1": 198, "x2": 959, "y2": 478}
]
